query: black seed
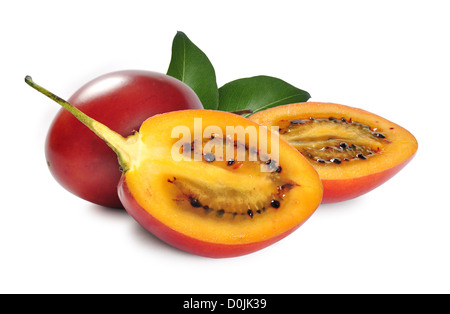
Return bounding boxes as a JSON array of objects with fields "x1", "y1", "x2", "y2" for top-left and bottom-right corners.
[
  {"x1": 256, "y1": 210, "x2": 262, "y2": 214},
  {"x1": 271, "y1": 200, "x2": 281, "y2": 209},
  {"x1": 357, "y1": 153, "x2": 367, "y2": 160},
  {"x1": 265, "y1": 159, "x2": 278, "y2": 171},
  {"x1": 374, "y1": 132, "x2": 386, "y2": 139},
  {"x1": 266, "y1": 159, "x2": 279, "y2": 171},
  {"x1": 329, "y1": 117, "x2": 339, "y2": 122},
  {"x1": 331, "y1": 158, "x2": 341, "y2": 164},
  {"x1": 204, "y1": 206, "x2": 213, "y2": 214},
  {"x1": 317, "y1": 158, "x2": 326, "y2": 163},
  {"x1": 216, "y1": 209, "x2": 225, "y2": 218},
  {"x1": 344, "y1": 158, "x2": 350, "y2": 161},
  {"x1": 276, "y1": 166, "x2": 282, "y2": 173},
  {"x1": 247, "y1": 210, "x2": 254, "y2": 218},
  {"x1": 204, "y1": 153, "x2": 215, "y2": 162},
  {"x1": 190, "y1": 197, "x2": 202, "y2": 208},
  {"x1": 227, "y1": 159, "x2": 235, "y2": 166},
  {"x1": 340, "y1": 142, "x2": 349, "y2": 149},
  {"x1": 341, "y1": 117, "x2": 348, "y2": 123}
]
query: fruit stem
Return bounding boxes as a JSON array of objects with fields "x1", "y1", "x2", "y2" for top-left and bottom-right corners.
[{"x1": 25, "y1": 75, "x2": 135, "y2": 172}]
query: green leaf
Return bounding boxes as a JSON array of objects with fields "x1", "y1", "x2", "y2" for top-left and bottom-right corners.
[
  {"x1": 167, "y1": 31, "x2": 219, "y2": 110},
  {"x1": 218, "y1": 76, "x2": 311, "y2": 114}
]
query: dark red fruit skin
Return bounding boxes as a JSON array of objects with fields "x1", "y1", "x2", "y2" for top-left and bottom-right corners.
[
  {"x1": 118, "y1": 177, "x2": 305, "y2": 258},
  {"x1": 45, "y1": 70, "x2": 203, "y2": 208}
]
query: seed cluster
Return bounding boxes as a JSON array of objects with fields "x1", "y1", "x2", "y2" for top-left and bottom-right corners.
[
  {"x1": 177, "y1": 175, "x2": 292, "y2": 220},
  {"x1": 168, "y1": 135, "x2": 297, "y2": 219},
  {"x1": 280, "y1": 116, "x2": 388, "y2": 165},
  {"x1": 304, "y1": 142, "x2": 377, "y2": 164},
  {"x1": 286, "y1": 116, "x2": 387, "y2": 139},
  {"x1": 186, "y1": 194, "x2": 283, "y2": 219},
  {"x1": 184, "y1": 181, "x2": 295, "y2": 220}
]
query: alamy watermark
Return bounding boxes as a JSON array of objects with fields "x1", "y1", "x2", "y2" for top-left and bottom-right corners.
[{"x1": 170, "y1": 118, "x2": 280, "y2": 172}]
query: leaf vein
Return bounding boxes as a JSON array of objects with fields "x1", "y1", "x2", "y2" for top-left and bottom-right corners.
[{"x1": 256, "y1": 92, "x2": 309, "y2": 112}]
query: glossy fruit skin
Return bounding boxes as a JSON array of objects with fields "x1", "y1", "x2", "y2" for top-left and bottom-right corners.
[
  {"x1": 118, "y1": 177, "x2": 306, "y2": 258},
  {"x1": 45, "y1": 70, "x2": 203, "y2": 208},
  {"x1": 321, "y1": 156, "x2": 416, "y2": 203}
]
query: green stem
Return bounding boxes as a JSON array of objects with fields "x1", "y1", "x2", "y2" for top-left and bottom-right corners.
[{"x1": 25, "y1": 75, "x2": 133, "y2": 172}]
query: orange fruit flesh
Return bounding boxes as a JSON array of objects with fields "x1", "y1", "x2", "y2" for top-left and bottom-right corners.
[
  {"x1": 249, "y1": 102, "x2": 418, "y2": 182},
  {"x1": 124, "y1": 110, "x2": 323, "y2": 246}
]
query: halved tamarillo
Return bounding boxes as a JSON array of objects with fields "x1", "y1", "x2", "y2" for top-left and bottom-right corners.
[
  {"x1": 26, "y1": 77, "x2": 323, "y2": 258},
  {"x1": 249, "y1": 102, "x2": 418, "y2": 204}
]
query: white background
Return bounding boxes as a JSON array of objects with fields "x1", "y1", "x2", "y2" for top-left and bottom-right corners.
[{"x1": 1, "y1": 0, "x2": 449, "y2": 294}]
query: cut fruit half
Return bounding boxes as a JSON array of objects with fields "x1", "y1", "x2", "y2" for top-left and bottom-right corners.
[
  {"x1": 249, "y1": 102, "x2": 418, "y2": 203},
  {"x1": 119, "y1": 110, "x2": 323, "y2": 257}
]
